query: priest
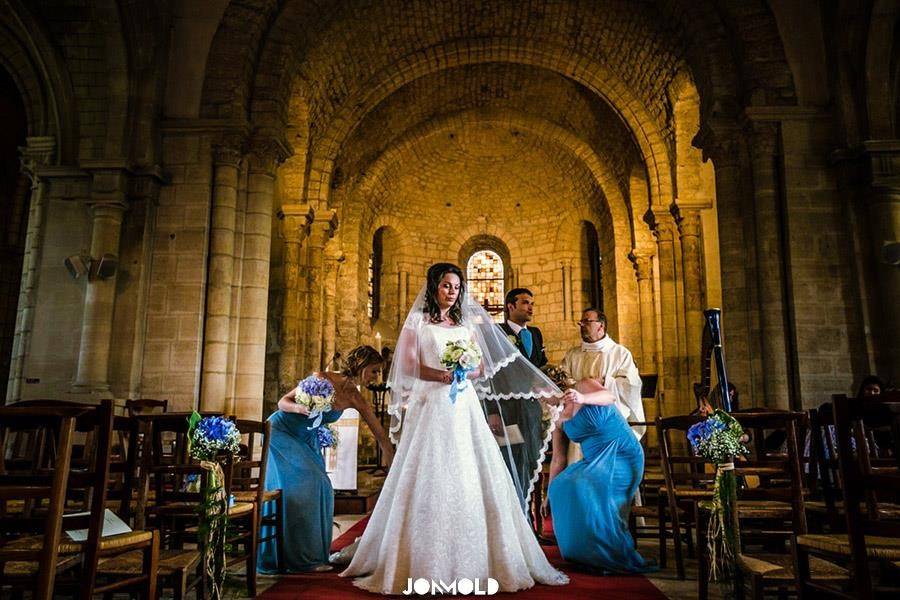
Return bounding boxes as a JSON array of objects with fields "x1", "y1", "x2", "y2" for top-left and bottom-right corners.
[{"x1": 561, "y1": 308, "x2": 645, "y2": 439}]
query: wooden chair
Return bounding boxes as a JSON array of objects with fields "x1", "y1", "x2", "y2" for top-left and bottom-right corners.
[
  {"x1": 1, "y1": 400, "x2": 160, "y2": 599},
  {"x1": 140, "y1": 412, "x2": 258, "y2": 598},
  {"x1": 628, "y1": 420, "x2": 664, "y2": 548},
  {"x1": 696, "y1": 410, "x2": 846, "y2": 599},
  {"x1": 0, "y1": 406, "x2": 83, "y2": 599},
  {"x1": 657, "y1": 414, "x2": 713, "y2": 579},
  {"x1": 126, "y1": 398, "x2": 169, "y2": 416},
  {"x1": 794, "y1": 394, "x2": 900, "y2": 599},
  {"x1": 231, "y1": 418, "x2": 284, "y2": 572}
]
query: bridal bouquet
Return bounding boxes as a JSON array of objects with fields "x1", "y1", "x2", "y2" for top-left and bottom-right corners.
[
  {"x1": 440, "y1": 338, "x2": 482, "y2": 404},
  {"x1": 186, "y1": 413, "x2": 242, "y2": 600},
  {"x1": 687, "y1": 409, "x2": 748, "y2": 586},
  {"x1": 295, "y1": 375, "x2": 335, "y2": 428}
]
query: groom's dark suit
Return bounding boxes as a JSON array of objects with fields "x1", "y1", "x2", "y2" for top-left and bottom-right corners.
[{"x1": 488, "y1": 321, "x2": 548, "y2": 511}]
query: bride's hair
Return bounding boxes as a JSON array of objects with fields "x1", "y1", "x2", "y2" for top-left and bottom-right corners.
[
  {"x1": 423, "y1": 262, "x2": 465, "y2": 325},
  {"x1": 342, "y1": 345, "x2": 384, "y2": 378}
]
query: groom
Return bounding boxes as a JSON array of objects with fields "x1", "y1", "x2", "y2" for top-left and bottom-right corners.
[{"x1": 487, "y1": 288, "x2": 548, "y2": 516}]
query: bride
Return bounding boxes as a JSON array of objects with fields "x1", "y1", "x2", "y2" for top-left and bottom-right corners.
[{"x1": 339, "y1": 263, "x2": 569, "y2": 593}]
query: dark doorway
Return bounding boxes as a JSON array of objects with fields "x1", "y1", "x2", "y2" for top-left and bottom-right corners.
[{"x1": 0, "y1": 67, "x2": 30, "y2": 400}]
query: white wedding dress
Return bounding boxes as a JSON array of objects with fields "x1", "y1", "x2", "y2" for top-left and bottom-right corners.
[{"x1": 340, "y1": 323, "x2": 569, "y2": 593}]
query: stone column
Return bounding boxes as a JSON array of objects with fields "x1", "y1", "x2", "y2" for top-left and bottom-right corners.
[
  {"x1": 73, "y1": 169, "x2": 129, "y2": 395},
  {"x1": 232, "y1": 140, "x2": 288, "y2": 419},
  {"x1": 303, "y1": 210, "x2": 338, "y2": 374},
  {"x1": 629, "y1": 249, "x2": 658, "y2": 374},
  {"x1": 321, "y1": 240, "x2": 343, "y2": 370},
  {"x1": 695, "y1": 121, "x2": 758, "y2": 401},
  {"x1": 650, "y1": 210, "x2": 682, "y2": 415},
  {"x1": 278, "y1": 204, "x2": 313, "y2": 391},
  {"x1": 747, "y1": 121, "x2": 792, "y2": 409},
  {"x1": 673, "y1": 205, "x2": 704, "y2": 397},
  {"x1": 857, "y1": 142, "x2": 900, "y2": 380},
  {"x1": 200, "y1": 141, "x2": 243, "y2": 412},
  {"x1": 7, "y1": 137, "x2": 55, "y2": 402}
]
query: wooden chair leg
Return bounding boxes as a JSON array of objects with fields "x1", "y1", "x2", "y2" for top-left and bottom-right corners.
[
  {"x1": 697, "y1": 510, "x2": 709, "y2": 600},
  {"x1": 751, "y1": 574, "x2": 764, "y2": 600},
  {"x1": 685, "y1": 502, "x2": 695, "y2": 559},
  {"x1": 143, "y1": 531, "x2": 160, "y2": 600},
  {"x1": 246, "y1": 508, "x2": 258, "y2": 598},
  {"x1": 657, "y1": 494, "x2": 667, "y2": 570},
  {"x1": 670, "y1": 501, "x2": 685, "y2": 580},
  {"x1": 275, "y1": 495, "x2": 285, "y2": 574},
  {"x1": 792, "y1": 542, "x2": 811, "y2": 600}
]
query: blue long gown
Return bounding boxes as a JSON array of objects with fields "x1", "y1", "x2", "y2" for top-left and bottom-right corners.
[
  {"x1": 548, "y1": 403, "x2": 656, "y2": 573},
  {"x1": 258, "y1": 408, "x2": 343, "y2": 573}
]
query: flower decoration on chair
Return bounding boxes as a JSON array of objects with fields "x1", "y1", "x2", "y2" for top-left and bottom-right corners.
[
  {"x1": 440, "y1": 338, "x2": 483, "y2": 404},
  {"x1": 187, "y1": 413, "x2": 242, "y2": 600},
  {"x1": 687, "y1": 409, "x2": 749, "y2": 587}
]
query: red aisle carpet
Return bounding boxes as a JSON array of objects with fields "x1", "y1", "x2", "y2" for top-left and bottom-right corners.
[{"x1": 259, "y1": 516, "x2": 667, "y2": 599}]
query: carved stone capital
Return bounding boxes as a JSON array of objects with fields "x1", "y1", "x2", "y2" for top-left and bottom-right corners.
[
  {"x1": 694, "y1": 118, "x2": 743, "y2": 167},
  {"x1": 248, "y1": 134, "x2": 293, "y2": 175},
  {"x1": 670, "y1": 203, "x2": 702, "y2": 239},
  {"x1": 19, "y1": 136, "x2": 56, "y2": 187},
  {"x1": 645, "y1": 209, "x2": 677, "y2": 242},
  {"x1": 628, "y1": 249, "x2": 654, "y2": 281},
  {"x1": 278, "y1": 203, "x2": 315, "y2": 242}
]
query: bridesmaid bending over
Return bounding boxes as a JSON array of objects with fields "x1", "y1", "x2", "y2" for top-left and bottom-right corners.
[
  {"x1": 543, "y1": 378, "x2": 655, "y2": 574},
  {"x1": 258, "y1": 345, "x2": 395, "y2": 573}
]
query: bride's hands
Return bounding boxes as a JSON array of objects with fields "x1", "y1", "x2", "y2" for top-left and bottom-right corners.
[
  {"x1": 438, "y1": 370, "x2": 453, "y2": 384},
  {"x1": 562, "y1": 389, "x2": 586, "y2": 405}
]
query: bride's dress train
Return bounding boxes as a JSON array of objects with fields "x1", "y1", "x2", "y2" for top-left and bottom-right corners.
[{"x1": 339, "y1": 323, "x2": 568, "y2": 594}]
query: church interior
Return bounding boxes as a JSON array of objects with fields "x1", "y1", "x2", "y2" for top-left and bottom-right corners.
[{"x1": 1, "y1": 0, "x2": 899, "y2": 598}]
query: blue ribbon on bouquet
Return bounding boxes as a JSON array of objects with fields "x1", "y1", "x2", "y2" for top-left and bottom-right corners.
[
  {"x1": 307, "y1": 409, "x2": 325, "y2": 430},
  {"x1": 449, "y1": 366, "x2": 472, "y2": 404}
]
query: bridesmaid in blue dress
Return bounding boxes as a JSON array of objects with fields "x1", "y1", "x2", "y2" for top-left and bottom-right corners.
[
  {"x1": 258, "y1": 345, "x2": 396, "y2": 573},
  {"x1": 544, "y1": 378, "x2": 655, "y2": 574}
]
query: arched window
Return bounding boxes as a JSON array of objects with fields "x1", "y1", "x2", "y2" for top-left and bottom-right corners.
[
  {"x1": 367, "y1": 228, "x2": 384, "y2": 321},
  {"x1": 581, "y1": 221, "x2": 603, "y2": 311},
  {"x1": 466, "y1": 250, "x2": 504, "y2": 322}
]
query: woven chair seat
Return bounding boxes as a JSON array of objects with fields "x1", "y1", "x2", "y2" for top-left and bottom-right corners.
[
  {"x1": 658, "y1": 486, "x2": 713, "y2": 499},
  {"x1": 738, "y1": 552, "x2": 847, "y2": 581},
  {"x1": 151, "y1": 500, "x2": 253, "y2": 518},
  {"x1": 797, "y1": 534, "x2": 900, "y2": 560},
  {"x1": 232, "y1": 489, "x2": 281, "y2": 503},
  {"x1": 228, "y1": 501, "x2": 254, "y2": 517},
  {"x1": 1, "y1": 553, "x2": 80, "y2": 577},
  {"x1": 631, "y1": 505, "x2": 657, "y2": 518},
  {"x1": 698, "y1": 499, "x2": 794, "y2": 518},
  {"x1": 805, "y1": 500, "x2": 900, "y2": 519},
  {"x1": 99, "y1": 548, "x2": 200, "y2": 576},
  {"x1": 4, "y1": 530, "x2": 152, "y2": 555}
]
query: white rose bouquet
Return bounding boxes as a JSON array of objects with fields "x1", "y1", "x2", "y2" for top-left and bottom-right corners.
[{"x1": 440, "y1": 338, "x2": 482, "y2": 404}]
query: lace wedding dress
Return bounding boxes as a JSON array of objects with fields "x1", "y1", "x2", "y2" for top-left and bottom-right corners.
[{"x1": 339, "y1": 323, "x2": 569, "y2": 594}]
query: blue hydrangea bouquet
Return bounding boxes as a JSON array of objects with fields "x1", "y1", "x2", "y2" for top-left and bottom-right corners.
[
  {"x1": 295, "y1": 375, "x2": 336, "y2": 428},
  {"x1": 687, "y1": 409, "x2": 748, "y2": 585},
  {"x1": 188, "y1": 414, "x2": 241, "y2": 461},
  {"x1": 317, "y1": 422, "x2": 339, "y2": 449}
]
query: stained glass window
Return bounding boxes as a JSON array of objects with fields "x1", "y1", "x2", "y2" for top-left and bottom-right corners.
[
  {"x1": 366, "y1": 252, "x2": 374, "y2": 319},
  {"x1": 466, "y1": 250, "x2": 504, "y2": 322}
]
